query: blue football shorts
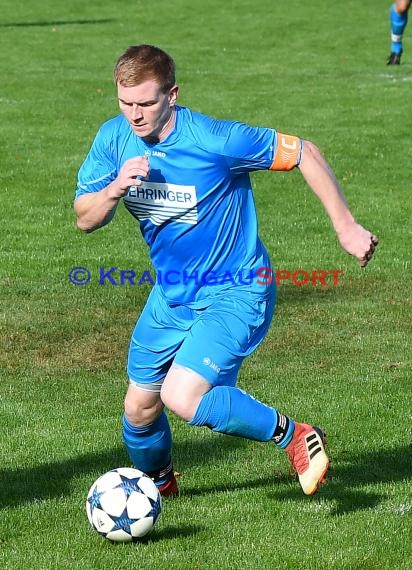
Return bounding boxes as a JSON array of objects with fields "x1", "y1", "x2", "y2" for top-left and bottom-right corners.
[{"x1": 127, "y1": 283, "x2": 276, "y2": 391}]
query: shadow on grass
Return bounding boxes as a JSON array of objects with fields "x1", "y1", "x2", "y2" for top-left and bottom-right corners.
[
  {"x1": 0, "y1": 19, "x2": 115, "y2": 28},
  {"x1": 271, "y1": 444, "x2": 412, "y2": 515},
  {"x1": 0, "y1": 446, "x2": 127, "y2": 509},
  {"x1": 96, "y1": 524, "x2": 204, "y2": 544},
  {"x1": 1, "y1": 438, "x2": 410, "y2": 516},
  {"x1": 139, "y1": 524, "x2": 204, "y2": 543},
  {"x1": 0, "y1": 435, "x2": 246, "y2": 509}
]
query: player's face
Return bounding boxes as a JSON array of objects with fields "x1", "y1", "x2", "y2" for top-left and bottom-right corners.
[{"x1": 117, "y1": 80, "x2": 178, "y2": 142}]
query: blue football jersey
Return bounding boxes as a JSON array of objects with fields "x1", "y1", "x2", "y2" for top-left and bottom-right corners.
[{"x1": 76, "y1": 106, "x2": 288, "y2": 306}]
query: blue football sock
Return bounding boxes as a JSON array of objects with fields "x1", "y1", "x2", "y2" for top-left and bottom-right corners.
[
  {"x1": 189, "y1": 385, "x2": 294, "y2": 446},
  {"x1": 390, "y1": 4, "x2": 409, "y2": 54},
  {"x1": 122, "y1": 412, "x2": 172, "y2": 485}
]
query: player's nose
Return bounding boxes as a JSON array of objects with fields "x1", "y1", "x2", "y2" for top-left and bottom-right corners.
[{"x1": 132, "y1": 104, "x2": 143, "y2": 120}]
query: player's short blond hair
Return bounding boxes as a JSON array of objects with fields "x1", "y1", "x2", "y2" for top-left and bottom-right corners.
[{"x1": 114, "y1": 44, "x2": 176, "y2": 92}]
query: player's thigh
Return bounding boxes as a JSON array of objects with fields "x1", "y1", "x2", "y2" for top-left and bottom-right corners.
[
  {"x1": 161, "y1": 365, "x2": 211, "y2": 421},
  {"x1": 174, "y1": 286, "x2": 276, "y2": 388},
  {"x1": 127, "y1": 286, "x2": 191, "y2": 386}
]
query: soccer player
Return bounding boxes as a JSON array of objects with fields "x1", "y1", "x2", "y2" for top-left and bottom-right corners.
[
  {"x1": 74, "y1": 45, "x2": 378, "y2": 498},
  {"x1": 387, "y1": 1, "x2": 411, "y2": 64}
]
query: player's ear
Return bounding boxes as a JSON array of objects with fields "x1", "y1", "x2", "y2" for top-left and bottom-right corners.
[{"x1": 168, "y1": 85, "x2": 179, "y2": 106}]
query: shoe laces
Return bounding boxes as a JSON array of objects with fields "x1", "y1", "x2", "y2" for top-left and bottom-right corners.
[{"x1": 286, "y1": 432, "x2": 310, "y2": 474}]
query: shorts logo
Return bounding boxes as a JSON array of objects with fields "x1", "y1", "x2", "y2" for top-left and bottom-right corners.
[
  {"x1": 202, "y1": 357, "x2": 221, "y2": 374},
  {"x1": 124, "y1": 181, "x2": 198, "y2": 226}
]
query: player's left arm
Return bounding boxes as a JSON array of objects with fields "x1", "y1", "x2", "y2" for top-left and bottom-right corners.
[{"x1": 296, "y1": 139, "x2": 378, "y2": 267}]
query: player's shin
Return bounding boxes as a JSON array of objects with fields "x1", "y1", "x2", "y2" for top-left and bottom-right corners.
[
  {"x1": 188, "y1": 385, "x2": 294, "y2": 445},
  {"x1": 390, "y1": 3, "x2": 409, "y2": 54},
  {"x1": 122, "y1": 412, "x2": 173, "y2": 486}
]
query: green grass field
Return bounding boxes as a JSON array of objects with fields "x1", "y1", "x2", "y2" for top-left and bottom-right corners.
[{"x1": 1, "y1": 0, "x2": 411, "y2": 568}]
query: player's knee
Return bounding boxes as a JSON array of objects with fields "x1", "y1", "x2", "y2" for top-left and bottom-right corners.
[
  {"x1": 396, "y1": 0, "x2": 411, "y2": 12},
  {"x1": 124, "y1": 383, "x2": 163, "y2": 426}
]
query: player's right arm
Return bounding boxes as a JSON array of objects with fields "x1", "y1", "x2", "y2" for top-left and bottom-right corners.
[{"x1": 74, "y1": 156, "x2": 150, "y2": 233}]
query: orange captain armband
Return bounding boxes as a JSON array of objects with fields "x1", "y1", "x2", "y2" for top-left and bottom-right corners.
[{"x1": 270, "y1": 133, "x2": 302, "y2": 171}]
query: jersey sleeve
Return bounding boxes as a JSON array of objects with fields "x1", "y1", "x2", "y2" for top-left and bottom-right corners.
[
  {"x1": 75, "y1": 126, "x2": 118, "y2": 200},
  {"x1": 222, "y1": 121, "x2": 301, "y2": 173}
]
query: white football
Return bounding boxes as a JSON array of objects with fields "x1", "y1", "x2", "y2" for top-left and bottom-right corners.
[{"x1": 86, "y1": 467, "x2": 162, "y2": 542}]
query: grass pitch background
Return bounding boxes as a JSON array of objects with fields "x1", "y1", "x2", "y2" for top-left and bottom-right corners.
[{"x1": 1, "y1": 1, "x2": 411, "y2": 568}]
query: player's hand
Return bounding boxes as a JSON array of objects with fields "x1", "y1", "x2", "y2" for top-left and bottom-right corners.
[
  {"x1": 337, "y1": 222, "x2": 379, "y2": 267},
  {"x1": 111, "y1": 156, "x2": 150, "y2": 198}
]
